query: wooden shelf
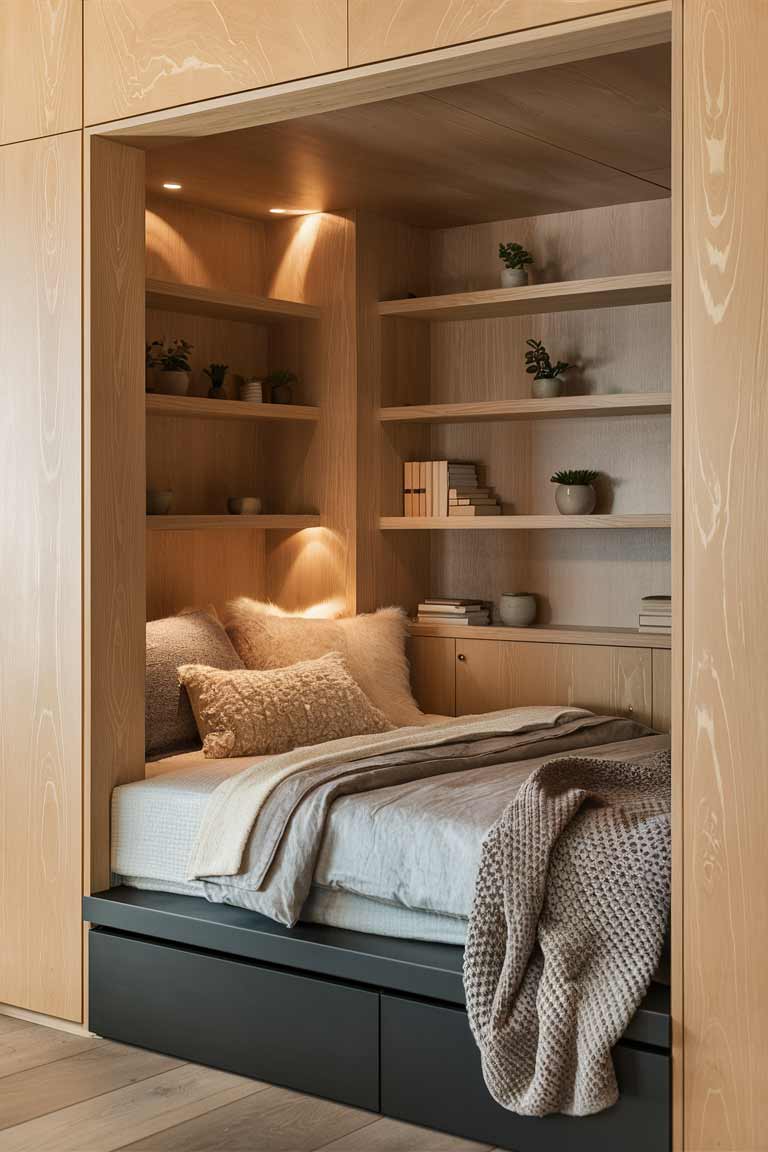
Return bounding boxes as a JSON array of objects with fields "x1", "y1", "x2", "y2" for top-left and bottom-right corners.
[
  {"x1": 378, "y1": 271, "x2": 671, "y2": 322},
  {"x1": 380, "y1": 515, "x2": 671, "y2": 530},
  {"x1": 379, "y1": 392, "x2": 671, "y2": 424},
  {"x1": 146, "y1": 393, "x2": 320, "y2": 423},
  {"x1": 146, "y1": 278, "x2": 320, "y2": 323},
  {"x1": 146, "y1": 514, "x2": 321, "y2": 531},
  {"x1": 408, "y1": 621, "x2": 671, "y2": 649}
]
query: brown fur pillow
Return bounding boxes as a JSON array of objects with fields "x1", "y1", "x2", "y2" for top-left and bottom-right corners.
[
  {"x1": 178, "y1": 651, "x2": 393, "y2": 759},
  {"x1": 222, "y1": 600, "x2": 424, "y2": 727}
]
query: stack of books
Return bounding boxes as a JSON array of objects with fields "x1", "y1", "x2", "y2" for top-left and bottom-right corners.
[
  {"x1": 403, "y1": 460, "x2": 501, "y2": 516},
  {"x1": 416, "y1": 598, "x2": 491, "y2": 626},
  {"x1": 638, "y1": 595, "x2": 672, "y2": 633}
]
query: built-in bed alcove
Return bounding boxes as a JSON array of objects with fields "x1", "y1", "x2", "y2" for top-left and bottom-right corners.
[{"x1": 87, "y1": 18, "x2": 674, "y2": 1151}]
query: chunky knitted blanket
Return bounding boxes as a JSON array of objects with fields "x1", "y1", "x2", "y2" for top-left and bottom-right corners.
[{"x1": 463, "y1": 749, "x2": 671, "y2": 1117}]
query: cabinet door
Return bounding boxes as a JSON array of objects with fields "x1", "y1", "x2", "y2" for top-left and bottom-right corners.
[
  {"x1": 409, "y1": 636, "x2": 456, "y2": 716},
  {"x1": 0, "y1": 132, "x2": 82, "y2": 1020},
  {"x1": 349, "y1": 1, "x2": 652, "y2": 66},
  {"x1": 651, "y1": 649, "x2": 671, "y2": 733},
  {"x1": 0, "y1": 0, "x2": 82, "y2": 144},
  {"x1": 84, "y1": 0, "x2": 347, "y2": 125},
  {"x1": 455, "y1": 640, "x2": 652, "y2": 726}
]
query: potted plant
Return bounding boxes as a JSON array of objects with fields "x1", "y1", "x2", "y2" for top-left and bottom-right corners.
[
  {"x1": 525, "y1": 339, "x2": 571, "y2": 399},
  {"x1": 498, "y1": 242, "x2": 533, "y2": 288},
  {"x1": 154, "y1": 338, "x2": 193, "y2": 396},
  {"x1": 146, "y1": 342, "x2": 157, "y2": 392},
  {"x1": 550, "y1": 469, "x2": 600, "y2": 515},
  {"x1": 264, "y1": 369, "x2": 298, "y2": 404},
  {"x1": 204, "y1": 362, "x2": 229, "y2": 400}
]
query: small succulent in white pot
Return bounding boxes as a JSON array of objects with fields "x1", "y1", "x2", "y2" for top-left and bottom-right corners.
[
  {"x1": 153, "y1": 338, "x2": 193, "y2": 396},
  {"x1": 550, "y1": 469, "x2": 599, "y2": 515},
  {"x1": 525, "y1": 339, "x2": 571, "y2": 399},
  {"x1": 498, "y1": 241, "x2": 533, "y2": 288}
]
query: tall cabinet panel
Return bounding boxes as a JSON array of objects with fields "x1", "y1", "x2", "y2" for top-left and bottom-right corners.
[
  {"x1": 84, "y1": 0, "x2": 347, "y2": 125},
  {"x1": 0, "y1": 132, "x2": 83, "y2": 1021},
  {"x1": 683, "y1": 2, "x2": 768, "y2": 1148},
  {"x1": 0, "y1": 0, "x2": 82, "y2": 145}
]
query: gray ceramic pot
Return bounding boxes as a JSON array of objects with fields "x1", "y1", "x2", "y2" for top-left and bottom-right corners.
[
  {"x1": 555, "y1": 483, "x2": 596, "y2": 515},
  {"x1": 501, "y1": 267, "x2": 528, "y2": 288},
  {"x1": 228, "y1": 496, "x2": 262, "y2": 515},
  {"x1": 158, "y1": 370, "x2": 190, "y2": 396},
  {"x1": 499, "y1": 593, "x2": 537, "y2": 627},
  {"x1": 147, "y1": 489, "x2": 174, "y2": 515},
  {"x1": 532, "y1": 375, "x2": 563, "y2": 399}
]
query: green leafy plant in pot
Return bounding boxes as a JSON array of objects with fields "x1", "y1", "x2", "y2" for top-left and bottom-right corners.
[
  {"x1": 525, "y1": 339, "x2": 571, "y2": 399},
  {"x1": 153, "y1": 338, "x2": 193, "y2": 396},
  {"x1": 550, "y1": 469, "x2": 599, "y2": 515},
  {"x1": 264, "y1": 369, "x2": 298, "y2": 405},
  {"x1": 204, "y1": 362, "x2": 229, "y2": 400},
  {"x1": 498, "y1": 242, "x2": 533, "y2": 288}
]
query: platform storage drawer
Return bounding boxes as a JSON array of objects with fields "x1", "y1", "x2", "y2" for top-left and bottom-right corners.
[
  {"x1": 89, "y1": 929, "x2": 380, "y2": 1111},
  {"x1": 380, "y1": 994, "x2": 670, "y2": 1152}
]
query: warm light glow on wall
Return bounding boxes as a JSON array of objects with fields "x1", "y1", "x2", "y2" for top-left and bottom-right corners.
[{"x1": 162, "y1": 182, "x2": 182, "y2": 190}]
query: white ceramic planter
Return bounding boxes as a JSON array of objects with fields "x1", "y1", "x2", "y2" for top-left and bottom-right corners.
[
  {"x1": 158, "y1": 370, "x2": 190, "y2": 396},
  {"x1": 531, "y1": 375, "x2": 563, "y2": 399},
  {"x1": 501, "y1": 267, "x2": 528, "y2": 288},
  {"x1": 554, "y1": 484, "x2": 596, "y2": 515},
  {"x1": 499, "y1": 593, "x2": 537, "y2": 626}
]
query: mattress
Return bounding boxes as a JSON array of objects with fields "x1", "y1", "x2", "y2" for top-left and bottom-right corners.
[{"x1": 112, "y1": 729, "x2": 669, "y2": 945}]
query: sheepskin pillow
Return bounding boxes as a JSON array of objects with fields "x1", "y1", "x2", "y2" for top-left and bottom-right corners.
[
  {"x1": 222, "y1": 600, "x2": 424, "y2": 727},
  {"x1": 146, "y1": 610, "x2": 245, "y2": 759},
  {"x1": 178, "y1": 651, "x2": 393, "y2": 758}
]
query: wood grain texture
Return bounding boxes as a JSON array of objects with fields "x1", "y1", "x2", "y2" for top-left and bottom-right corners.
[
  {"x1": 146, "y1": 526, "x2": 266, "y2": 621},
  {"x1": 146, "y1": 515, "x2": 321, "y2": 531},
  {"x1": 0, "y1": 132, "x2": 82, "y2": 1021},
  {"x1": 381, "y1": 515, "x2": 671, "y2": 529},
  {"x1": 146, "y1": 394, "x2": 320, "y2": 423},
  {"x1": 0, "y1": 0, "x2": 81, "y2": 144},
  {"x1": 408, "y1": 637, "x2": 456, "y2": 715},
  {"x1": 454, "y1": 638, "x2": 652, "y2": 724},
  {"x1": 682, "y1": 3, "x2": 768, "y2": 1148},
  {"x1": 88, "y1": 138, "x2": 146, "y2": 894},
  {"x1": 380, "y1": 392, "x2": 672, "y2": 422},
  {"x1": 409, "y1": 622, "x2": 671, "y2": 648},
  {"x1": 652, "y1": 648, "x2": 671, "y2": 733},
  {"x1": 145, "y1": 196, "x2": 267, "y2": 295},
  {"x1": 84, "y1": 0, "x2": 347, "y2": 126},
  {"x1": 0, "y1": 1019, "x2": 102, "y2": 1080},
  {"x1": 146, "y1": 279, "x2": 321, "y2": 323},
  {"x1": 349, "y1": 0, "x2": 658, "y2": 65}
]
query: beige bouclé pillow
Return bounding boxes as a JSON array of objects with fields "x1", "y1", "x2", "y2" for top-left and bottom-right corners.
[
  {"x1": 222, "y1": 600, "x2": 424, "y2": 727},
  {"x1": 178, "y1": 651, "x2": 393, "y2": 759}
]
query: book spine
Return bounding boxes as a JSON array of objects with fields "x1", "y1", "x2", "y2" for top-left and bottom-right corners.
[{"x1": 403, "y1": 461, "x2": 413, "y2": 517}]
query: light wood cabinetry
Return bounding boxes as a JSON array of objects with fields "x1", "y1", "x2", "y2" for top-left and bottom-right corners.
[
  {"x1": 0, "y1": 132, "x2": 82, "y2": 1020},
  {"x1": 409, "y1": 637, "x2": 456, "y2": 716},
  {"x1": 652, "y1": 648, "x2": 671, "y2": 733},
  {"x1": 0, "y1": 0, "x2": 82, "y2": 144},
  {"x1": 84, "y1": 0, "x2": 347, "y2": 125},
  {"x1": 349, "y1": 0, "x2": 655, "y2": 67}
]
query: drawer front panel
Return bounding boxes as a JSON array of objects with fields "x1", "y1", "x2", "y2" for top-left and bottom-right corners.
[
  {"x1": 381, "y1": 994, "x2": 669, "y2": 1152},
  {"x1": 89, "y1": 930, "x2": 379, "y2": 1110}
]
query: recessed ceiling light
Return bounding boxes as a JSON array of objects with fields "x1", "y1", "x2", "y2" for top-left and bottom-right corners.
[{"x1": 163, "y1": 182, "x2": 182, "y2": 190}]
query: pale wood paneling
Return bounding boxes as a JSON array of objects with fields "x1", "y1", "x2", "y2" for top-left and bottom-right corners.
[
  {"x1": 408, "y1": 637, "x2": 456, "y2": 716},
  {"x1": 652, "y1": 647, "x2": 670, "y2": 733},
  {"x1": 84, "y1": 0, "x2": 347, "y2": 126},
  {"x1": 88, "y1": 138, "x2": 146, "y2": 893},
  {"x1": 145, "y1": 197, "x2": 267, "y2": 295},
  {"x1": 0, "y1": 0, "x2": 81, "y2": 144},
  {"x1": 455, "y1": 639, "x2": 652, "y2": 725},
  {"x1": 0, "y1": 132, "x2": 82, "y2": 1021},
  {"x1": 682, "y1": 3, "x2": 768, "y2": 1148},
  {"x1": 146, "y1": 527, "x2": 266, "y2": 621},
  {"x1": 349, "y1": 0, "x2": 656, "y2": 66}
]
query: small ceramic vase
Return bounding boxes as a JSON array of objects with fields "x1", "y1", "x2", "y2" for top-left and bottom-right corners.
[
  {"x1": 555, "y1": 484, "x2": 596, "y2": 515},
  {"x1": 147, "y1": 489, "x2": 174, "y2": 515},
  {"x1": 158, "y1": 370, "x2": 190, "y2": 396},
  {"x1": 270, "y1": 381, "x2": 293, "y2": 404},
  {"x1": 501, "y1": 267, "x2": 528, "y2": 288},
  {"x1": 499, "y1": 593, "x2": 537, "y2": 627},
  {"x1": 531, "y1": 375, "x2": 563, "y2": 399},
  {"x1": 227, "y1": 496, "x2": 262, "y2": 515}
]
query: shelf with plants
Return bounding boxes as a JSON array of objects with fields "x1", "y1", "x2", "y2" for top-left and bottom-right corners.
[
  {"x1": 146, "y1": 514, "x2": 321, "y2": 532},
  {"x1": 378, "y1": 392, "x2": 671, "y2": 424},
  {"x1": 146, "y1": 278, "x2": 321, "y2": 324},
  {"x1": 407, "y1": 621, "x2": 671, "y2": 649},
  {"x1": 146, "y1": 393, "x2": 320, "y2": 423}
]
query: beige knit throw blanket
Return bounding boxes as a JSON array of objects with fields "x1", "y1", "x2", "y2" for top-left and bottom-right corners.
[{"x1": 463, "y1": 749, "x2": 671, "y2": 1118}]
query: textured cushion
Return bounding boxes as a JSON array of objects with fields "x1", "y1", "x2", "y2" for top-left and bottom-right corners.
[
  {"x1": 146, "y1": 611, "x2": 244, "y2": 758},
  {"x1": 223, "y1": 600, "x2": 424, "y2": 727},
  {"x1": 178, "y1": 651, "x2": 393, "y2": 759}
]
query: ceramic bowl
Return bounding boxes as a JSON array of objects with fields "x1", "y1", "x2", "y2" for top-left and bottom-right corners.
[
  {"x1": 227, "y1": 496, "x2": 262, "y2": 515},
  {"x1": 499, "y1": 593, "x2": 537, "y2": 627},
  {"x1": 146, "y1": 489, "x2": 174, "y2": 515}
]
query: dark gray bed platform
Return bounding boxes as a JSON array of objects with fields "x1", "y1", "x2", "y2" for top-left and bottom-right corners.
[{"x1": 84, "y1": 887, "x2": 670, "y2": 1152}]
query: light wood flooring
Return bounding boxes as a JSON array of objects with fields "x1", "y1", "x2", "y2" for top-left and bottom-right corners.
[{"x1": 0, "y1": 1014, "x2": 499, "y2": 1151}]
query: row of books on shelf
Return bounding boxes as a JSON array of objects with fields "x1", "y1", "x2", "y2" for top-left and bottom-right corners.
[
  {"x1": 416, "y1": 597, "x2": 491, "y2": 626},
  {"x1": 403, "y1": 461, "x2": 501, "y2": 516},
  {"x1": 638, "y1": 595, "x2": 671, "y2": 633}
]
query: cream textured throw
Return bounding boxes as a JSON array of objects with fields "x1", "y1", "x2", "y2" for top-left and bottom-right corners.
[{"x1": 464, "y1": 749, "x2": 671, "y2": 1118}]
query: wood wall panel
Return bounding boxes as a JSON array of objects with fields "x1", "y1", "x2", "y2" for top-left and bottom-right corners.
[
  {"x1": 408, "y1": 637, "x2": 456, "y2": 716},
  {"x1": 682, "y1": 3, "x2": 768, "y2": 1147},
  {"x1": 0, "y1": 0, "x2": 81, "y2": 145},
  {"x1": 145, "y1": 198, "x2": 267, "y2": 295},
  {"x1": 652, "y1": 647, "x2": 670, "y2": 733},
  {"x1": 146, "y1": 527, "x2": 266, "y2": 620},
  {"x1": 88, "y1": 138, "x2": 146, "y2": 893},
  {"x1": 349, "y1": 0, "x2": 656, "y2": 66},
  {"x1": 0, "y1": 132, "x2": 82, "y2": 1020},
  {"x1": 84, "y1": 0, "x2": 347, "y2": 126}
]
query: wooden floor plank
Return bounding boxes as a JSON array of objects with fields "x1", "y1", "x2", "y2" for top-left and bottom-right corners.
[
  {"x1": 0, "y1": 1041, "x2": 182, "y2": 1130},
  {"x1": 0, "y1": 1018, "x2": 104, "y2": 1079},
  {"x1": 117, "y1": 1083, "x2": 379, "y2": 1151},
  {"x1": 0, "y1": 1063, "x2": 265, "y2": 1152},
  {"x1": 318, "y1": 1115, "x2": 494, "y2": 1151}
]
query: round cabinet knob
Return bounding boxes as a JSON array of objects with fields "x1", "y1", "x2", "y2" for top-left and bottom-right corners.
[{"x1": 457, "y1": 653, "x2": 466, "y2": 662}]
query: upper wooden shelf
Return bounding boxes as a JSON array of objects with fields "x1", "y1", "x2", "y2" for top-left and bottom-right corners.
[
  {"x1": 378, "y1": 392, "x2": 671, "y2": 424},
  {"x1": 408, "y1": 621, "x2": 671, "y2": 649},
  {"x1": 381, "y1": 515, "x2": 671, "y2": 530},
  {"x1": 146, "y1": 393, "x2": 320, "y2": 423},
  {"x1": 146, "y1": 278, "x2": 320, "y2": 323},
  {"x1": 378, "y1": 271, "x2": 672, "y2": 322},
  {"x1": 146, "y1": 514, "x2": 321, "y2": 531}
]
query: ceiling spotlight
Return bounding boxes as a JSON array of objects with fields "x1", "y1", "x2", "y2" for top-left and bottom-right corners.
[{"x1": 163, "y1": 182, "x2": 182, "y2": 190}]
